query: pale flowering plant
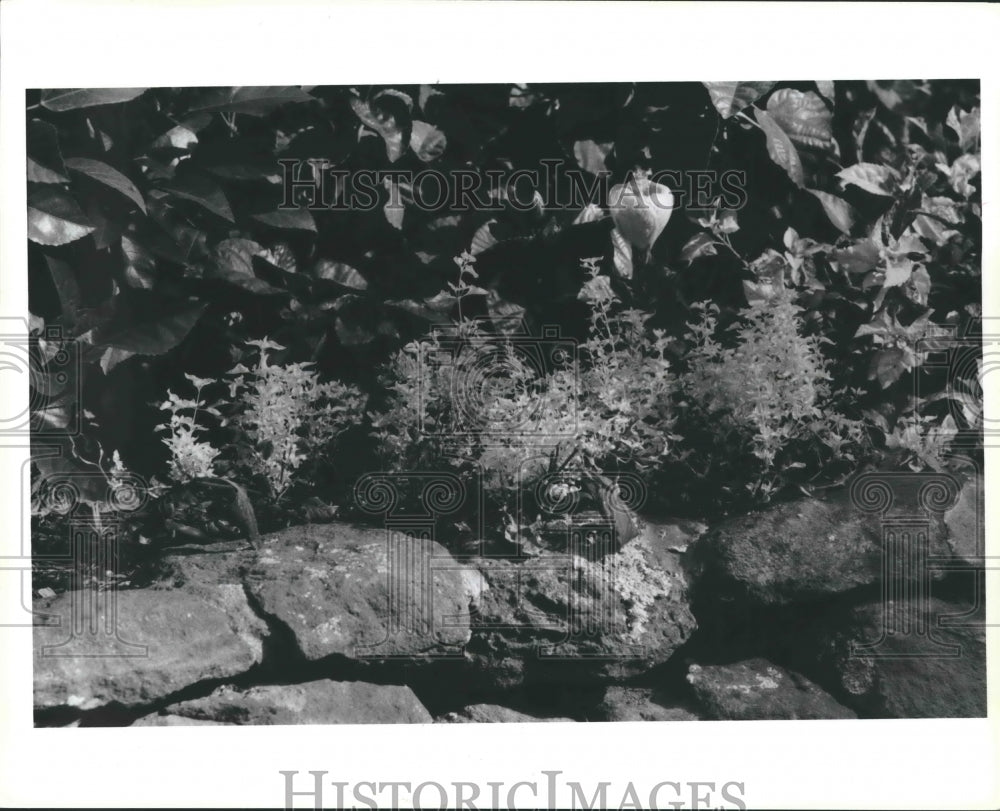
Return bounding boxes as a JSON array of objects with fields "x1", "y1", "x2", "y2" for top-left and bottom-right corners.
[{"x1": 156, "y1": 339, "x2": 365, "y2": 504}]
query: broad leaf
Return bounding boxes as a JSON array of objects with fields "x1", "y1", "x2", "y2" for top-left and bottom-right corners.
[
  {"x1": 151, "y1": 124, "x2": 199, "y2": 151},
  {"x1": 26, "y1": 120, "x2": 68, "y2": 183},
  {"x1": 65, "y1": 157, "x2": 146, "y2": 213},
  {"x1": 28, "y1": 186, "x2": 94, "y2": 246},
  {"x1": 869, "y1": 347, "x2": 911, "y2": 389},
  {"x1": 573, "y1": 140, "x2": 613, "y2": 175},
  {"x1": 213, "y1": 238, "x2": 282, "y2": 294},
  {"x1": 314, "y1": 259, "x2": 368, "y2": 290},
  {"x1": 703, "y1": 81, "x2": 775, "y2": 118},
  {"x1": 350, "y1": 94, "x2": 407, "y2": 162},
  {"x1": 410, "y1": 121, "x2": 447, "y2": 163},
  {"x1": 946, "y1": 106, "x2": 980, "y2": 152},
  {"x1": 611, "y1": 227, "x2": 633, "y2": 280},
  {"x1": 101, "y1": 302, "x2": 207, "y2": 355},
  {"x1": 162, "y1": 173, "x2": 234, "y2": 221},
  {"x1": 815, "y1": 81, "x2": 835, "y2": 103},
  {"x1": 766, "y1": 89, "x2": 835, "y2": 151},
  {"x1": 837, "y1": 163, "x2": 898, "y2": 197},
  {"x1": 883, "y1": 257, "x2": 914, "y2": 288},
  {"x1": 186, "y1": 86, "x2": 314, "y2": 116},
  {"x1": 756, "y1": 109, "x2": 804, "y2": 187},
  {"x1": 100, "y1": 347, "x2": 136, "y2": 375},
  {"x1": 40, "y1": 87, "x2": 148, "y2": 111},
  {"x1": 912, "y1": 195, "x2": 961, "y2": 244},
  {"x1": 251, "y1": 208, "x2": 316, "y2": 231},
  {"x1": 679, "y1": 231, "x2": 718, "y2": 264},
  {"x1": 470, "y1": 220, "x2": 499, "y2": 255},
  {"x1": 384, "y1": 183, "x2": 405, "y2": 229},
  {"x1": 833, "y1": 240, "x2": 880, "y2": 274},
  {"x1": 807, "y1": 189, "x2": 856, "y2": 234},
  {"x1": 573, "y1": 204, "x2": 604, "y2": 225}
]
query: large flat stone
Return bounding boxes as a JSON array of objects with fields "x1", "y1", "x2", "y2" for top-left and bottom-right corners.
[
  {"x1": 148, "y1": 679, "x2": 432, "y2": 724},
  {"x1": 34, "y1": 584, "x2": 267, "y2": 711},
  {"x1": 244, "y1": 523, "x2": 479, "y2": 661}
]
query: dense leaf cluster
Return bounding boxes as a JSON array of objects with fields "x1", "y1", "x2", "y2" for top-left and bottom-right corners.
[{"x1": 26, "y1": 80, "x2": 981, "y2": 542}]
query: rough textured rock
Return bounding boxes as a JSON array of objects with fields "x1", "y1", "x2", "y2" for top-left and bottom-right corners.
[
  {"x1": 687, "y1": 487, "x2": 952, "y2": 605},
  {"x1": 944, "y1": 473, "x2": 983, "y2": 565},
  {"x1": 146, "y1": 679, "x2": 432, "y2": 724},
  {"x1": 686, "y1": 659, "x2": 856, "y2": 720},
  {"x1": 152, "y1": 541, "x2": 257, "y2": 590},
  {"x1": 793, "y1": 598, "x2": 987, "y2": 718},
  {"x1": 466, "y1": 532, "x2": 696, "y2": 689},
  {"x1": 435, "y1": 704, "x2": 573, "y2": 723},
  {"x1": 33, "y1": 584, "x2": 267, "y2": 711},
  {"x1": 244, "y1": 523, "x2": 480, "y2": 661},
  {"x1": 594, "y1": 686, "x2": 700, "y2": 722}
]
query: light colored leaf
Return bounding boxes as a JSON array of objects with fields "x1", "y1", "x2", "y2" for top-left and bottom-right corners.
[
  {"x1": 27, "y1": 187, "x2": 94, "y2": 246},
  {"x1": 756, "y1": 109, "x2": 804, "y2": 187},
  {"x1": 410, "y1": 121, "x2": 447, "y2": 163},
  {"x1": 100, "y1": 347, "x2": 136, "y2": 375},
  {"x1": 766, "y1": 89, "x2": 835, "y2": 152},
  {"x1": 946, "y1": 106, "x2": 980, "y2": 152},
  {"x1": 573, "y1": 140, "x2": 613, "y2": 175},
  {"x1": 384, "y1": 182, "x2": 405, "y2": 229},
  {"x1": 65, "y1": 157, "x2": 146, "y2": 213},
  {"x1": 40, "y1": 87, "x2": 148, "y2": 111},
  {"x1": 573, "y1": 203, "x2": 604, "y2": 225},
  {"x1": 870, "y1": 347, "x2": 910, "y2": 388},
  {"x1": 350, "y1": 95, "x2": 406, "y2": 162},
  {"x1": 833, "y1": 240, "x2": 880, "y2": 274},
  {"x1": 419, "y1": 84, "x2": 445, "y2": 112},
  {"x1": 610, "y1": 227, "x2": 632, "y2": 280},
  {"x1": 151, "y1": 125, "x2": 198, "y2": 151},
  {"x1": 251, "y1": 208, "x2": 316, "y2": 231},
  {"x1": 314, "y1": 260, "x2": 368, "y2": 290},
  {"x1": 908, "y1": 266, "x2": 931, "y2": 306},
  {"x1": 815, "y1": 81, "x2": 835, "y2": 102},
  {"x1": 702, "y1": 81, "x2": 775, "y2": 118},
  {"x1": 912, "y1": 195, "x2": 961, "y2": 244},
  {"x1": 470, "y1": 220, "x2": 499, "y2": 256},
  {"x1": 837, "y1": 163, "x2": 898, "y2": 197},
  {"x1": 884, "y1": 257, "x2": 914, "y2": 288}
]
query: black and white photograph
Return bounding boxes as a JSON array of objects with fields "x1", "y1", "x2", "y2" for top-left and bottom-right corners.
[{"x1": 1, "y1": 2, "x2": 997, "y2": 809}]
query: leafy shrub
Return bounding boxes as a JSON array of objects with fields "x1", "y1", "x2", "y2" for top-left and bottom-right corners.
[
  {"x1": 157, "y1": 339, "x2": 364, "y2": 502},
  {"x1": 158, "y1": 378, "x2": 223, "y2": 483},
  {"x1": 678, "y1": 292, "x2": 868, "y2": 503},
  {"x1": 371, "y1": 258, "x2": 678, "y2": 526}
]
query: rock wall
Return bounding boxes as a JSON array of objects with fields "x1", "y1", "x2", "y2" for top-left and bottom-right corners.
[{"x1": 33, "y1": 472, "x2": 985, "y2": 724}]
